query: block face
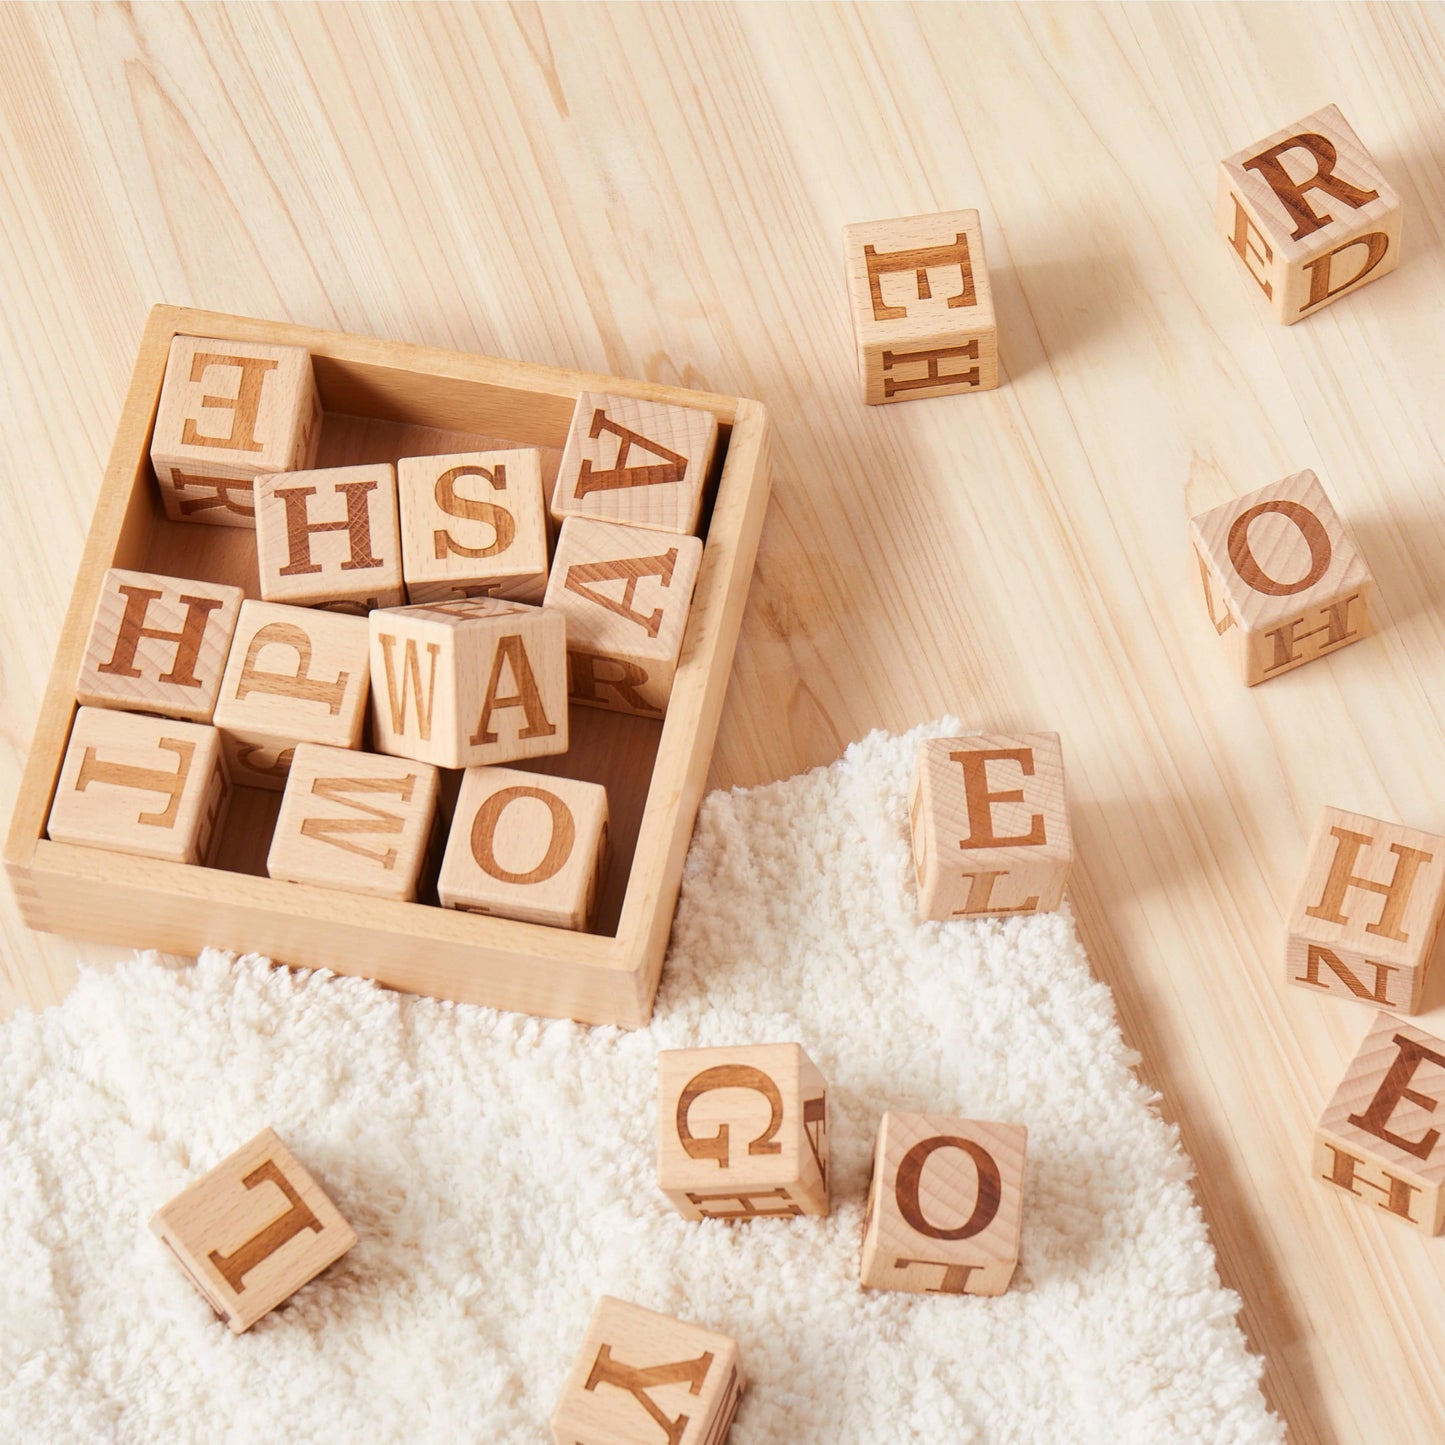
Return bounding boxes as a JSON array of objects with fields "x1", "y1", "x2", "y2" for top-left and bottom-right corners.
[
  {"x1": 1217, "y1": 104, "x2": 1402, "y2": 324},
  {"x1": 438, "y1": 766, "x2": 609, "y2": 930},
  {"x1": 1315, "y1": 1012, "x2": 1445, "y2": 1235},
  {"x1": 150, "y1": 335, "x2": 322, "y2": 527},
  {"x1": 544, "y1": 518, "x2": 705, "y2": 718},
  {"x1": 551, "y1": 392, "x2": 718, "y2": 536},
  {"x1": 255, "y1": 463, "x2": 404, "y2": 612},
  {"x1": 550, "y1": 1295, "x2": 744, "y2": 1445},
  {"x1": 910, "y1": 732, "x2": 1071, "y2": 921},
  {"x1": 75, "y1": 568, "x2": 244, "y2": 724},
  {"x1": 398, "y1": 448, "x2": 550, "y2": 604},
  {"x1": 149, "y1": 1127, "x2": 355, "y2": 1333},
  {"x1": 859, "y1": 1111, "x2": 1027, "y2": 1297},
  {"x1": 843, "y1": 209, "x2": 999, "y2": 405},
  {"x1": 657, "y1": 1042, "x2": 829, "y2": 1221},
  {"x1": 1190, "y1": 470, "x2": 1372, "y2": 685}
]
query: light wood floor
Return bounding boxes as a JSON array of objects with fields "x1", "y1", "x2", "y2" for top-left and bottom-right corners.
[{"x1": 3, "y1": 4, "x2": 1443, "y2": 1440}]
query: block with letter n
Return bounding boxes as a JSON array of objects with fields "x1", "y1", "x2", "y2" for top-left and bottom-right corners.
[
  {"x1": 1190, "y1": 469, "x2": 1372, "y2": 685},
  {"x1": 1217, "y1": 103, "x2": 1402, "y2": 324}
]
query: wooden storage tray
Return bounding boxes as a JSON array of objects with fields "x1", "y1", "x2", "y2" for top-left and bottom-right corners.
[{"x1": 4, "y1": 306, "x2": 771, "y2": 1028}]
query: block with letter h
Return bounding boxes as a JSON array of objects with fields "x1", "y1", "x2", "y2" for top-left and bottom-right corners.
[{"x1": 1190, "y1": 470, "x2": 1372, "y2": 685}]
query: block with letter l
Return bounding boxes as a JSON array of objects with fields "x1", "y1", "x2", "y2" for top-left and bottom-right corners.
[{"x1": 1217, "y1": 104, "x2": 1402, "y2": 324}]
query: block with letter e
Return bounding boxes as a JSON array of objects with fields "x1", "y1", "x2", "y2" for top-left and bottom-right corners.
[
  {"x1": 1315, "y1": 1012, "x2": 1445, "y2": 1235},
  {"x1": 150, "y1": 1127, "x2": 355, "y2": 1334},
  {"x1": 843, "y1": 208, "x2": 999, "y2": 405},
  {"x1": 859, "y1": 1110, "x2": 1026, "y2": 1297},
  {"x1": 657, "y1": 1042, "x2": 829, "y2": 1221},
  {"x1": 551, "y1": 1295, "x2": 745, "y2": 1445},
  {"x1": 1190, "y1": 470, "x2": 1372, "y2": 685},
  {"x1": 1217, "y1": 104, "x2": 1402, "y2": 324}
]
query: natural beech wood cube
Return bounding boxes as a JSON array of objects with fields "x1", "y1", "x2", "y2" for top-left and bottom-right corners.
[
  {"x1": 268, "y1": 743, "x2": 440, "y2": 902},
  {"x1": 150, "y1": 1127, "x2": 355, "y2": 1334},
  {"x1": 254, "y1": 463, "x2": 404, "y2": 614},
  {"x1": 551, "y1": 1295, "x2": 745, "y2": 1445},
  {"x1": 910, "y1": 732, "x2": 1071, "y2": 921},
  {"x1": 1190, "y1": 470, "x2": 1372, "y2": 685},
  {"x1": 368, "y1": 597, "x2": 567, "y2": 770},
  {"x1": 1218, "y1": 104, "x2": 1403, "y2": 325},
  {"x1": 212, "y1": 601, "x2": 372, "y2": 791},
  {"x1": 76, "y1": 568, "x2": 244, "y2": 724},
  {"x1": 150, "y1": 335, "x2": 321, "y2": 527},
  {"x1": 398, "y1": 449, "x2": 550, "y2": 604},
  {"x1": 47, "y1": 706, "x2": 229, "y2": 865},
  {"x1": 843, "y1": 209, "x2": 999, "y2": 405},
  {"x1": 656, "y1": 1042, "x2": 829, "y2": 1221},
  {"x1": 552, "y1": 392, "x2": 718, "y2": 537},
  {"x1": 438, "y1": 766, "x2": 609, "y2": 930},
  {"x1": 859, "y1": 1110, "x2": 1027, "y2": 1297},
  {"x1": 1287, "y1": 807, "x2": 1445, "y2": 1016},
  {"x1": 544, "y1": 518, "x2": 705, "y2": 718},
  {"x1": 1315, "y1": 1012, "x2": 1445, "y2": 1235}
]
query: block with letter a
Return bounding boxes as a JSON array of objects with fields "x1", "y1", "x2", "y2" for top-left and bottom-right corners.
[
  {"x1": 550, "y1": 1295, "x2": 745, "y2": 1445},
  {"x1": 1217, "y1": 103, "x2": 1402, "y2": 324},
  {"x1": 438, "y1": 766, "x2": 609, "y2": 930},
  {"x1": 1315, "y1": 1012, "x2": 1445, "y2": 1235},
  {"x1": 843, "y1": 208, "x2": 1000, "y2": 405},
  {"x1": 150, "y1": 334, "x2": 321, "y2": 527},
  {"x1": 859, "y1": 1110, "x2": 1027, "y2": 1297},
  {"x1": 656, "y1": 1042, "x2": 829, "y2": 1222},
  {"x1": 909, "y1": 731, "x2": 1071, "y2": 922},
  {"x1": 1190, "y1": 469, "x2": 1372, "y2": 685},
  {"x1": 1287, "y1": 807, "x2": 1445, "y2": 1015},
  {"x1": 551, "y1": 391, "x2": 718, "y2": 537},
  {"x1": 150, "y1": 1127, "x2": 355, "y2": 1334}
]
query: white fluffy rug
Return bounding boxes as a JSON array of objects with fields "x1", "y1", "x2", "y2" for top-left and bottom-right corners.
[{"x1": 0, "y1": 720, "x2": 1282, "y2": 1443}]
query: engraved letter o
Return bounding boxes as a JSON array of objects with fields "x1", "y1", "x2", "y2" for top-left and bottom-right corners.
[
  {"x1": 1226, "y1": 499, "x2": 1331, "y2": 597},
  {"x1": 469, "y1": 786, "x2": 575, "y2": 885},
  {"x1": 895, "y1": 1135, "x2": 1002, "y2": 1241}
]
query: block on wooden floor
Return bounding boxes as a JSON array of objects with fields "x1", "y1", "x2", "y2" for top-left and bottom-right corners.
[
  {"x1": 254, "y1": 462, "x2": 404, "y2": 613},
  {"x1": 843, "y1": 209, "x2": 999, "y2": 405},
  {"x1": 1217, "y1": 104, "x2": 1403, "y2": 324},
  {"x1": 550, "y1": 1295, "x2": 745, "y2": 1445},
  {"x1": 910, "y1": 732, "x2": 1071, "y2": 921},
  {"x1": 369, "y1": 597, "x2": 568, "y2": 769},
  {"x1": 438, "y1": 766, "x2": 608, "y2": 930},
  {"x1": 150, "y1": 335, "x2": 321, "y2": 526},
  {"x1": 1315, "y1": 1011, "x2": 1445, "y2": 1235},
  {"x1": 1190, "y1": 470, "x2": 1372, "y2": 684},
  {"x1": 551, "y1": 393, "x2": 717, "y2": 536},
  {"x1": 859, "y1": 1110, "x2": 1026, "y2": 1297},
  {"x1": 150, "y1": 1127, "x2": 355, "y2": 1334},
  {"x1": 657, "y1": 1042, "x2": 829, "y2": 1221}
]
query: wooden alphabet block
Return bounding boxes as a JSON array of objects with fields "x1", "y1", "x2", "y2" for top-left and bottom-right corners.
[
  {"x1": 1190, "y1": 470, "x2": 1372, "y2": 685},
  {"x1": 368, "y1": 597, "x2": 568, "y2": 769},
  {"x1": 551, "y1": 393, "x2": 718, "y2": 536},
  {"x1": 213, "y1": 601, "x2": 372, "y2": 790},
  {"x1": 859, "y1": 1110, "x2": 1026, "y2": 1297},
  {"x1": 76, "y1": 568, "x2": 244, "y2": 724},
  {"x1": 1315, "y1": 1012, "x2": 1445, "y2": 1235},
  {"x1": 150, "y1": 335, "x2": 321, "y2": 527},
  {"x1": 150, "y1": 1127, "x2": 355, "y2": 1333},
  {"x1": 543, "y1": 518, "x2": 704, "y2": 718},
  {"x1": 267, "y1": 743, "x2": 440, "y2": 901},
  {"x1": 843, "y1": 209, "x2": 999, "y2": 405},
  {"x1": 254, "y1": 463, "x2": 404, "y2": 613},
  {"x1": 656, "y1": 1042, "x2": 828, "y2": 1221},
  {"x1": 910, "y1": 732, "x2": 1071, "y2": 921},
  {"x1": 551, "y1": 1295, "x2": 744, "y2": 1445},
  {"x1": 438, "y1": 766, "x2": 608, "y2": 930},
  {"x1": 1218, "y1": 104, "x2": 1402, "y2": 325},
  {"x1": 1287, "y1": 808, "x2": 1445, "y2": 1016},
  {"x1": 397, "y1": 448, "x2": 550, "y2": 604}
]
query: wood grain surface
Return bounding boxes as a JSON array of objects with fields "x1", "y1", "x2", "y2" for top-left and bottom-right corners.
[{"x1": 2, "y1": 3, "x2": 1443, "y2": 1439}]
